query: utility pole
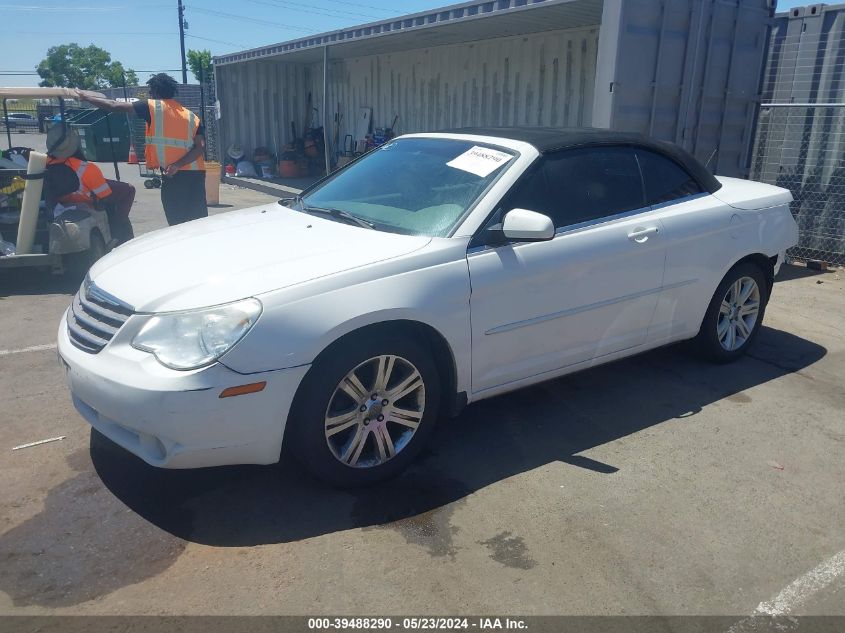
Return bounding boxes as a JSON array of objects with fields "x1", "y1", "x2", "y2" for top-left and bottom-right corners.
[{"x1": 178, "y1": 0, "x2": 188, "y2": 84}]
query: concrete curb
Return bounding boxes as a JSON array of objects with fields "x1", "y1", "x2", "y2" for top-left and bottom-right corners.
[{"x1": 222, "y1": 175, "x2": 303, "y2": 198}]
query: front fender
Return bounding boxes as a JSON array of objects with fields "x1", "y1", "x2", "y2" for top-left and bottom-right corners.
[{"x1": 219, "y1": 249, "x2": 472, "y2": 396}]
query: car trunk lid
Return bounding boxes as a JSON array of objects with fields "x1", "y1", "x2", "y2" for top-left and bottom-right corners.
[{"x1": 713, "y1": 176, "x2": 793, "y2": 210}]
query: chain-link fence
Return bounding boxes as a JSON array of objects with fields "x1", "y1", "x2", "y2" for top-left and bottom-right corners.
[
  {"x1": 749, "y1": 5, "x2": 845, "y2": 266},
  {"x1": 751, "y1": 105, "x2": 845, "y2": 265}
]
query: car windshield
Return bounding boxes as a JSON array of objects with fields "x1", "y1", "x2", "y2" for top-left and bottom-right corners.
[{"x1": 299, "y1": 137, "x2": 516, "y2": 236}]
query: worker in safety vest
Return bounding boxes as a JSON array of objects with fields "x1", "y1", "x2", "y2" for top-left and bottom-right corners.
[
  {"x1": 76, "y1": 73, "x2": 207, "y2": 226},
  {"x1": 45, "y1": 126, "x2": 136, "y2": 244}
]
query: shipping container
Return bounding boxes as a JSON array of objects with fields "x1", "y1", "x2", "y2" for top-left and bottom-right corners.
[
  {"x1": 751, "y1": 2, "x2": 845, "y2": 265},
  {"x1": 214, "y1": 0, "x2": 773, "y2": 178}
]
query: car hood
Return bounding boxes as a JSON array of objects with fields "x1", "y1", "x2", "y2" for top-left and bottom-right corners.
[{"x1": 88, "y1": 204, "x2": 431, "y2": 312}]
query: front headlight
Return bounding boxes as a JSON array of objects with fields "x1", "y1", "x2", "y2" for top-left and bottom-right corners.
[{"x1": 131, "y1": 298, "x2": 262, "y2": 370}]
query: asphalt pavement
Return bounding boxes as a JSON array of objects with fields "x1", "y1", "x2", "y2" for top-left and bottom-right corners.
[{"x1": 0, "y1": 134, "x2": 843, "y2": 618}]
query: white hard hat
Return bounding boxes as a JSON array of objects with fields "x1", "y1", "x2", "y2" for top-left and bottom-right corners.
[{"x1": 46, "y1": 126, "x2": 80, "y2": 159}]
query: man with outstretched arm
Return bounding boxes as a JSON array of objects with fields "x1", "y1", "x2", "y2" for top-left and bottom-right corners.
[{"x1": 76, "y1": 73, "x2": 207, "y2": 226}]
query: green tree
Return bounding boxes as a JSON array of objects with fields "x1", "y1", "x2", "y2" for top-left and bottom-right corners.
[
  {"x1": 187, "y1": 49, "x2": 213, "y2": 83},
  {"x1": 108, "y1": 62, "x2": 138, "y2": 88},
  {"x1": 36, "y1": 43, "x2": 138, "y2": 89}
]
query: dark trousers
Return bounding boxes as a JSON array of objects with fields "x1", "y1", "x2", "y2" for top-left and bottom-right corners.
[
  {"x1": 103, "y1": 179, "x2": 136, "y2": 243},
  {"x1": 104, "y1": 179, "x2": 135, "y2": 217},
  {"x1": 161, "y1": 170, "x2": 208, "y2": 226}
]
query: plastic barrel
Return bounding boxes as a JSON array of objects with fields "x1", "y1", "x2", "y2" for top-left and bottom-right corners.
[{"x1": 204, "y1": 162, "x2": 221, "y2": 206}]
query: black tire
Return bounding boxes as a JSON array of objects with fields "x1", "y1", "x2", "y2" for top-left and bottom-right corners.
[
  {"x1": 64, "y1": 230, "x2": 106, "y2": 279},
  {"x1": 694, "y1": 262, "x2": 769, "y2": 363},
  {"x1": 286, "y1": 333, "x2": 441, "y2": 487}
]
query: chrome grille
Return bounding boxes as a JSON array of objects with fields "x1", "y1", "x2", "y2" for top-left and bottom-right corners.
[{"x1": 67, "y1": 279, "x2": 134, "y2": 354}]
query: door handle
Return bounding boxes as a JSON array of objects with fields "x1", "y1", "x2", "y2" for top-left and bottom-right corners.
[{"x1": 627, "y1": 226, "x2": 659, "y2": 243}]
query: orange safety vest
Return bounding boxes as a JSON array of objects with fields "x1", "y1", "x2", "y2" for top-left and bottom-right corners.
[
  {"x1": 47, "y1": 156, "x2": 112, "y2": 205},
  {"x1": 145, "y1": 99, "x2": 205, "y2": 171}
]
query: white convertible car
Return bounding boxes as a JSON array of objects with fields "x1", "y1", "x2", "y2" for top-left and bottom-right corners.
[{"x1": 58, "y1": 128, "x2": 798, "y2": 486}]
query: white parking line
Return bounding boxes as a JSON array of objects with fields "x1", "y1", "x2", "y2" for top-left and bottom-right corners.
[
  {"x1": 728, "y1": 550, "x2": 845, "y2": 631},
  {"x1": 0, "y1": 343, "x2": 57, "y2": 357}
]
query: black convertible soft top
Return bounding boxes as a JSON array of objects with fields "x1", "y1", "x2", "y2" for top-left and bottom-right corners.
[{"x1": 444, "y1": 126, "x2": 722, "y2": 194}]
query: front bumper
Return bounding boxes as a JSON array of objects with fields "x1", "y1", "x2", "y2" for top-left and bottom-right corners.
[{"x1": 57, "y1": 309, "x2": 310, "y2": 468}]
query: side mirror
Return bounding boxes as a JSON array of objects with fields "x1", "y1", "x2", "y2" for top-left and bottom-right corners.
[{"x1": 501, "y1": 208, "x2": 555, "y2": 242}]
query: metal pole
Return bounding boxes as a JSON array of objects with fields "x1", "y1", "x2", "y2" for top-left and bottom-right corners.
[
  {"x1": 323, "y1": 45, "x2": 330, "y2": 176},
  {"x1": 105, "y1": 112, "x2": 120, "y2": 181},
  {"x1": 57, "y1": 97, "x2": 67, "y2": 152},
  {"x1": 213, "y1": 59, "x2": 222, "y2": 171},
  {"x1": 121, "y1": 70, "x2": 129, "y2": 102},
  {"x1": 178, "y1": 0, "x2": 188, "y2": 84},
  {"x1": 199, "y1": 65, "x2": 208, "y2": 160},
  {"x1": 3, "y1": 99, "x2": 11, "y2": 150},
  {"x1": 120, "y1": 70, "x2": 136, "y2": 168}
]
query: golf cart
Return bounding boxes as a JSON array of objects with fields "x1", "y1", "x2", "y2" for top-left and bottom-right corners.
[{"x1": 0, "y1": 87, "x2": 117, "y2": 276}]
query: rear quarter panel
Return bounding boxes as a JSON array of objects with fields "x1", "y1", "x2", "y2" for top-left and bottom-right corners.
[{"x1": 649, "y1": 186, "x2": 797, "y2": 344}]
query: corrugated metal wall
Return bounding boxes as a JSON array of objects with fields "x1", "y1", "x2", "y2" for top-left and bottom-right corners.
[
  {"x1": 215, "y1": 0, "x2": 772, "y2": 180},
  {"x1": 753, "y1": 4, "x2": 845, "y2": 186},
  {"x1": 217, "y1": 61, "x2": 312, "y2": 155},
  {"x1": 312, "y1": 25, "x2": 599, "y2": 142},
  {"x1": 217, "y1": 25, "x2": 599, "y2": 155},
  {"x1": 593, "y1": 0, "x2": 773, "y2": 177},
  {"x1": 750, "y1": 3, "x2": 845, "y2": 264}
]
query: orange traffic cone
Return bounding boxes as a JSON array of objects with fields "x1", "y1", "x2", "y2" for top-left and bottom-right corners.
[{"x1": 127, "y1": 142, "x2": 138, "y2": 164}]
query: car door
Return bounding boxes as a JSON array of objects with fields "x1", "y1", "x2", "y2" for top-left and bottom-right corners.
[
  {"x1": 467, "y1": 146, "x2": 667, "y2": 394},
  {"x1": 634, "y1": 148, "x2": 735, "y2": 344}
]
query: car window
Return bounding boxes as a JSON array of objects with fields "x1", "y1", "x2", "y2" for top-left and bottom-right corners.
[
  {"x1": 301, "y1": 138, "x2": 515, "y2": 237},
  {"x1": 498, "y1": 165, "x2": 550, "y2": 216},
  {"x1": 503, "y1": 147, "x2": 645, "y2": 230},
  {"x1": 636, "y1": 149, "x2": 703, "y2": 205}
]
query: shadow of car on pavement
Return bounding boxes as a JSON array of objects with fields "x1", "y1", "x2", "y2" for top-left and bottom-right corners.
[{"x1": 89, "y1": 324, "x2": 826, "y2": 547}]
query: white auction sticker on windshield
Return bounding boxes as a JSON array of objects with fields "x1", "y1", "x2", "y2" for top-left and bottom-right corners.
[{"x1": 446, "y1": 146, "x2": 513, "y2": 177}]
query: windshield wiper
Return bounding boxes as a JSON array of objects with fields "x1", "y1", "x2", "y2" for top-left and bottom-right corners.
[{"x1": 300, "y1": 205, "x2": 376, "y2": 230}]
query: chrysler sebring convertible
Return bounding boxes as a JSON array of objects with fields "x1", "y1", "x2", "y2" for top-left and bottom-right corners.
[{"x1": 58, "y1": 128, "x2": 798, "y2": 486}]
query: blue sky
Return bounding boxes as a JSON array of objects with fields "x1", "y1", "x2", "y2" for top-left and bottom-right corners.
[{"x1": 2, "y1": 0, "x2": 814, "y2": 87}]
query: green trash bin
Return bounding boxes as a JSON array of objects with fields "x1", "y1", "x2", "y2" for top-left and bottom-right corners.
[{"x1": 69, "y1": 110, "x2": 130, "y2": 162}]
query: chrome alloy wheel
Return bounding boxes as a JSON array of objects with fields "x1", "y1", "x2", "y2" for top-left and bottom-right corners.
[
  {"x1": 324, "y1": 355, "x2": 426, "y2": 468},
  {"x1": 717, "y1": 276, "x2": 761, "y2": 351}
]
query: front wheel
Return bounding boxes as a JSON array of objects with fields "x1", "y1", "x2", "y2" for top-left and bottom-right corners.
[
  {"x1": 694, "y1": 262, "x2": 768, "y2": 363},
  {"x1": 287, "y1": 335, "x2": 441, "y2": 487}
]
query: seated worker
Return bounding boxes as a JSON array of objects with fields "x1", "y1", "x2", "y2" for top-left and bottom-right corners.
[{"x1": 45, "y1": 126, "x2": 136, "y2": 244}]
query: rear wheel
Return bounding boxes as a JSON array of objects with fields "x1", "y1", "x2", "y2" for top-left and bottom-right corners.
[
  {"x1": 287, "y1": 334, "x2": 441, "y2": 487},
  {"x1": 694, "y1": 262, "x2": 768, "y2": 363}
]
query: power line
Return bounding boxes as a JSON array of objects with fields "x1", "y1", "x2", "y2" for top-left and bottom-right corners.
[
  {"x1": 186, "y1": 6, "x2": 319, "y2": 34},
  {"x1": 9, "y1": 31, "x2": 176, "y2": 35},
  {"x1": 0, "y1": 3, "x2": 172, "y2": 10},
  {"x1": 265, "y1": 0, "x2": 402, "y2": 14},
  {"x1": 186, "y1": 34, "x2": 249, "y2": 49},
  {"x1": 315, "y1": 0, "x2": 400, "y2": 13},
  {"x1": 244, "y1": 0, "x2": 386, "y2": 21},
  {"x1": 0, "y1": 4, "x2": 124, "y2": 10}
]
